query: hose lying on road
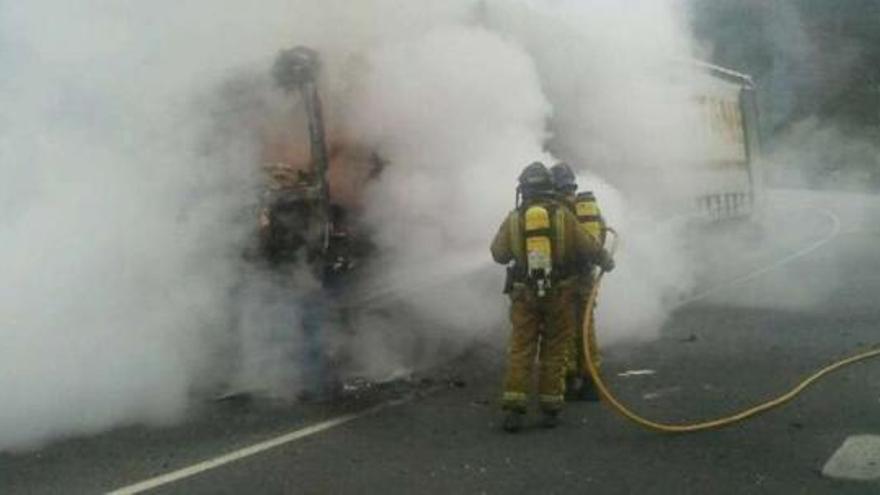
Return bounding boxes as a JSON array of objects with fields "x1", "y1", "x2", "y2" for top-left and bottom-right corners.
[{"x1": 583, "y1": 228, "x2": 880, "y2": 433}]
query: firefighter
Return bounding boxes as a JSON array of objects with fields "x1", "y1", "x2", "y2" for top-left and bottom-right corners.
[
  {"x1": 491, "y1": 162, "x2": 614, "y2": 432},
  {"x1": 550, "y1": 162, "x2": 608, "y2": 402}
]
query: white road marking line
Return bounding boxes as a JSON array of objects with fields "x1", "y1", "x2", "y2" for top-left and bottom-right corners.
[
  {"x1": 106, "y1": 397, "x2": 412, "y2": 495},
  {"x1": 678, "y1": 208, "x2": 842, "y2": 307},
  {"x1": 822, "y1": 435, "x2": 880, "y2": 481},
  {"x1": 618, "y1": 369, "x2": 657, "y2": 377},
  {"x1": 642, "y1": 386, "x2": 682, "y2": 401}
]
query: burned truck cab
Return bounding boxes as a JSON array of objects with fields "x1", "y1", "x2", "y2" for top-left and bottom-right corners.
[
  {"x1": 255, "y1": 47, "x2": 337, "y2": 275},
  {"x1": 258, "y1": 170, "x2": 328, "y2": 269}
]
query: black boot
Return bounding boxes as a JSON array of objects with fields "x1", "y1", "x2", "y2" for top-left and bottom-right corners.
[
  {"x1": 580, "y1": 375, "x2": 600, "y2": 402},
  {"x1": 564, "y1": 376, "x2": 582, "y2": 401},
  {"x1": 502, "y1": 411, "x2": 524, "y2": 433},
  {"x1": 541, "y1": 410, "x2": 560, "y2": 429}
]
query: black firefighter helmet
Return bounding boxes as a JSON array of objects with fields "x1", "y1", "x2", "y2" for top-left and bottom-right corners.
[
  {"x1": 550, "y1": 162, "x2": 578, "y2": 194},
  {"x1": 517, "y1": 161, "x2": 555, "y2": 200}
]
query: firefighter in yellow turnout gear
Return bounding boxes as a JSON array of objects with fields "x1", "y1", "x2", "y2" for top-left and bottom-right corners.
[
  {"x1": 551, "y1": 162, "x2": 608, "y2": 402},
  {"x1": 491, "y1": 162, "x2": 614, "y2": 432}
]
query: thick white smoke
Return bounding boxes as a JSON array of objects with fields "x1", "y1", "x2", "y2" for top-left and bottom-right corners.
[
  {"x1": 345, "y1": 25, "x2": 550, "y2": 331},
  {"x1": 1, "y1": 0, "x2": 703, "y2": 450},
  {"x1": 484, "y1": 0, "x2": 702, "y2": 341},
  {"x1": 0, "y1": 0, "x2": 282, "y2": 450}
]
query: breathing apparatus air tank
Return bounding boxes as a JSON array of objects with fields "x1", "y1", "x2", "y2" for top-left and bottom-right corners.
[
  {"x1": 523, "y1": 205, "x2": 554, "y2": 297},
  {"x1": 575, "y1": 191, "x2": 605, "y2": 245}
]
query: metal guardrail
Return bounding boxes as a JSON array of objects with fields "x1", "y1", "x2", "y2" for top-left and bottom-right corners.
[{"x1": 696, "y1": 192, "x2": 753, "y2": 221}]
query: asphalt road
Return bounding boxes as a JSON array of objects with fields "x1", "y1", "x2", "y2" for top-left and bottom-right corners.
[{"x1": 5, "y1": 189, "x2": 880, "y2": 494}]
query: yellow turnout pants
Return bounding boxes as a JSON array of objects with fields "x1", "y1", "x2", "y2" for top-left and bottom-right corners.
[
  {"x1": 502, "y1": 282, "x2": 575, "y2": 413},
  {"x1": 567, "y1": 278, "x2": 601, "y2": 379}
]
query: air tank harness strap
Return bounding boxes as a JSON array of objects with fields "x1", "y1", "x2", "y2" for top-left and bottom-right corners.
[{"x1": 577, "y1": 214, "x2": 601, "y2": 223}]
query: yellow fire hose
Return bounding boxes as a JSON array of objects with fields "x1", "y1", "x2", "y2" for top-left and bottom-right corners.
[{"x1": 582, "y1": 228, "x2": 880, "y2": 433}]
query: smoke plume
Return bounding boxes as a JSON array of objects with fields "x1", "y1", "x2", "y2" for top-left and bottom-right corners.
[{"x1": 1, "y1": 0, "x2": 705, "y2": 450}]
